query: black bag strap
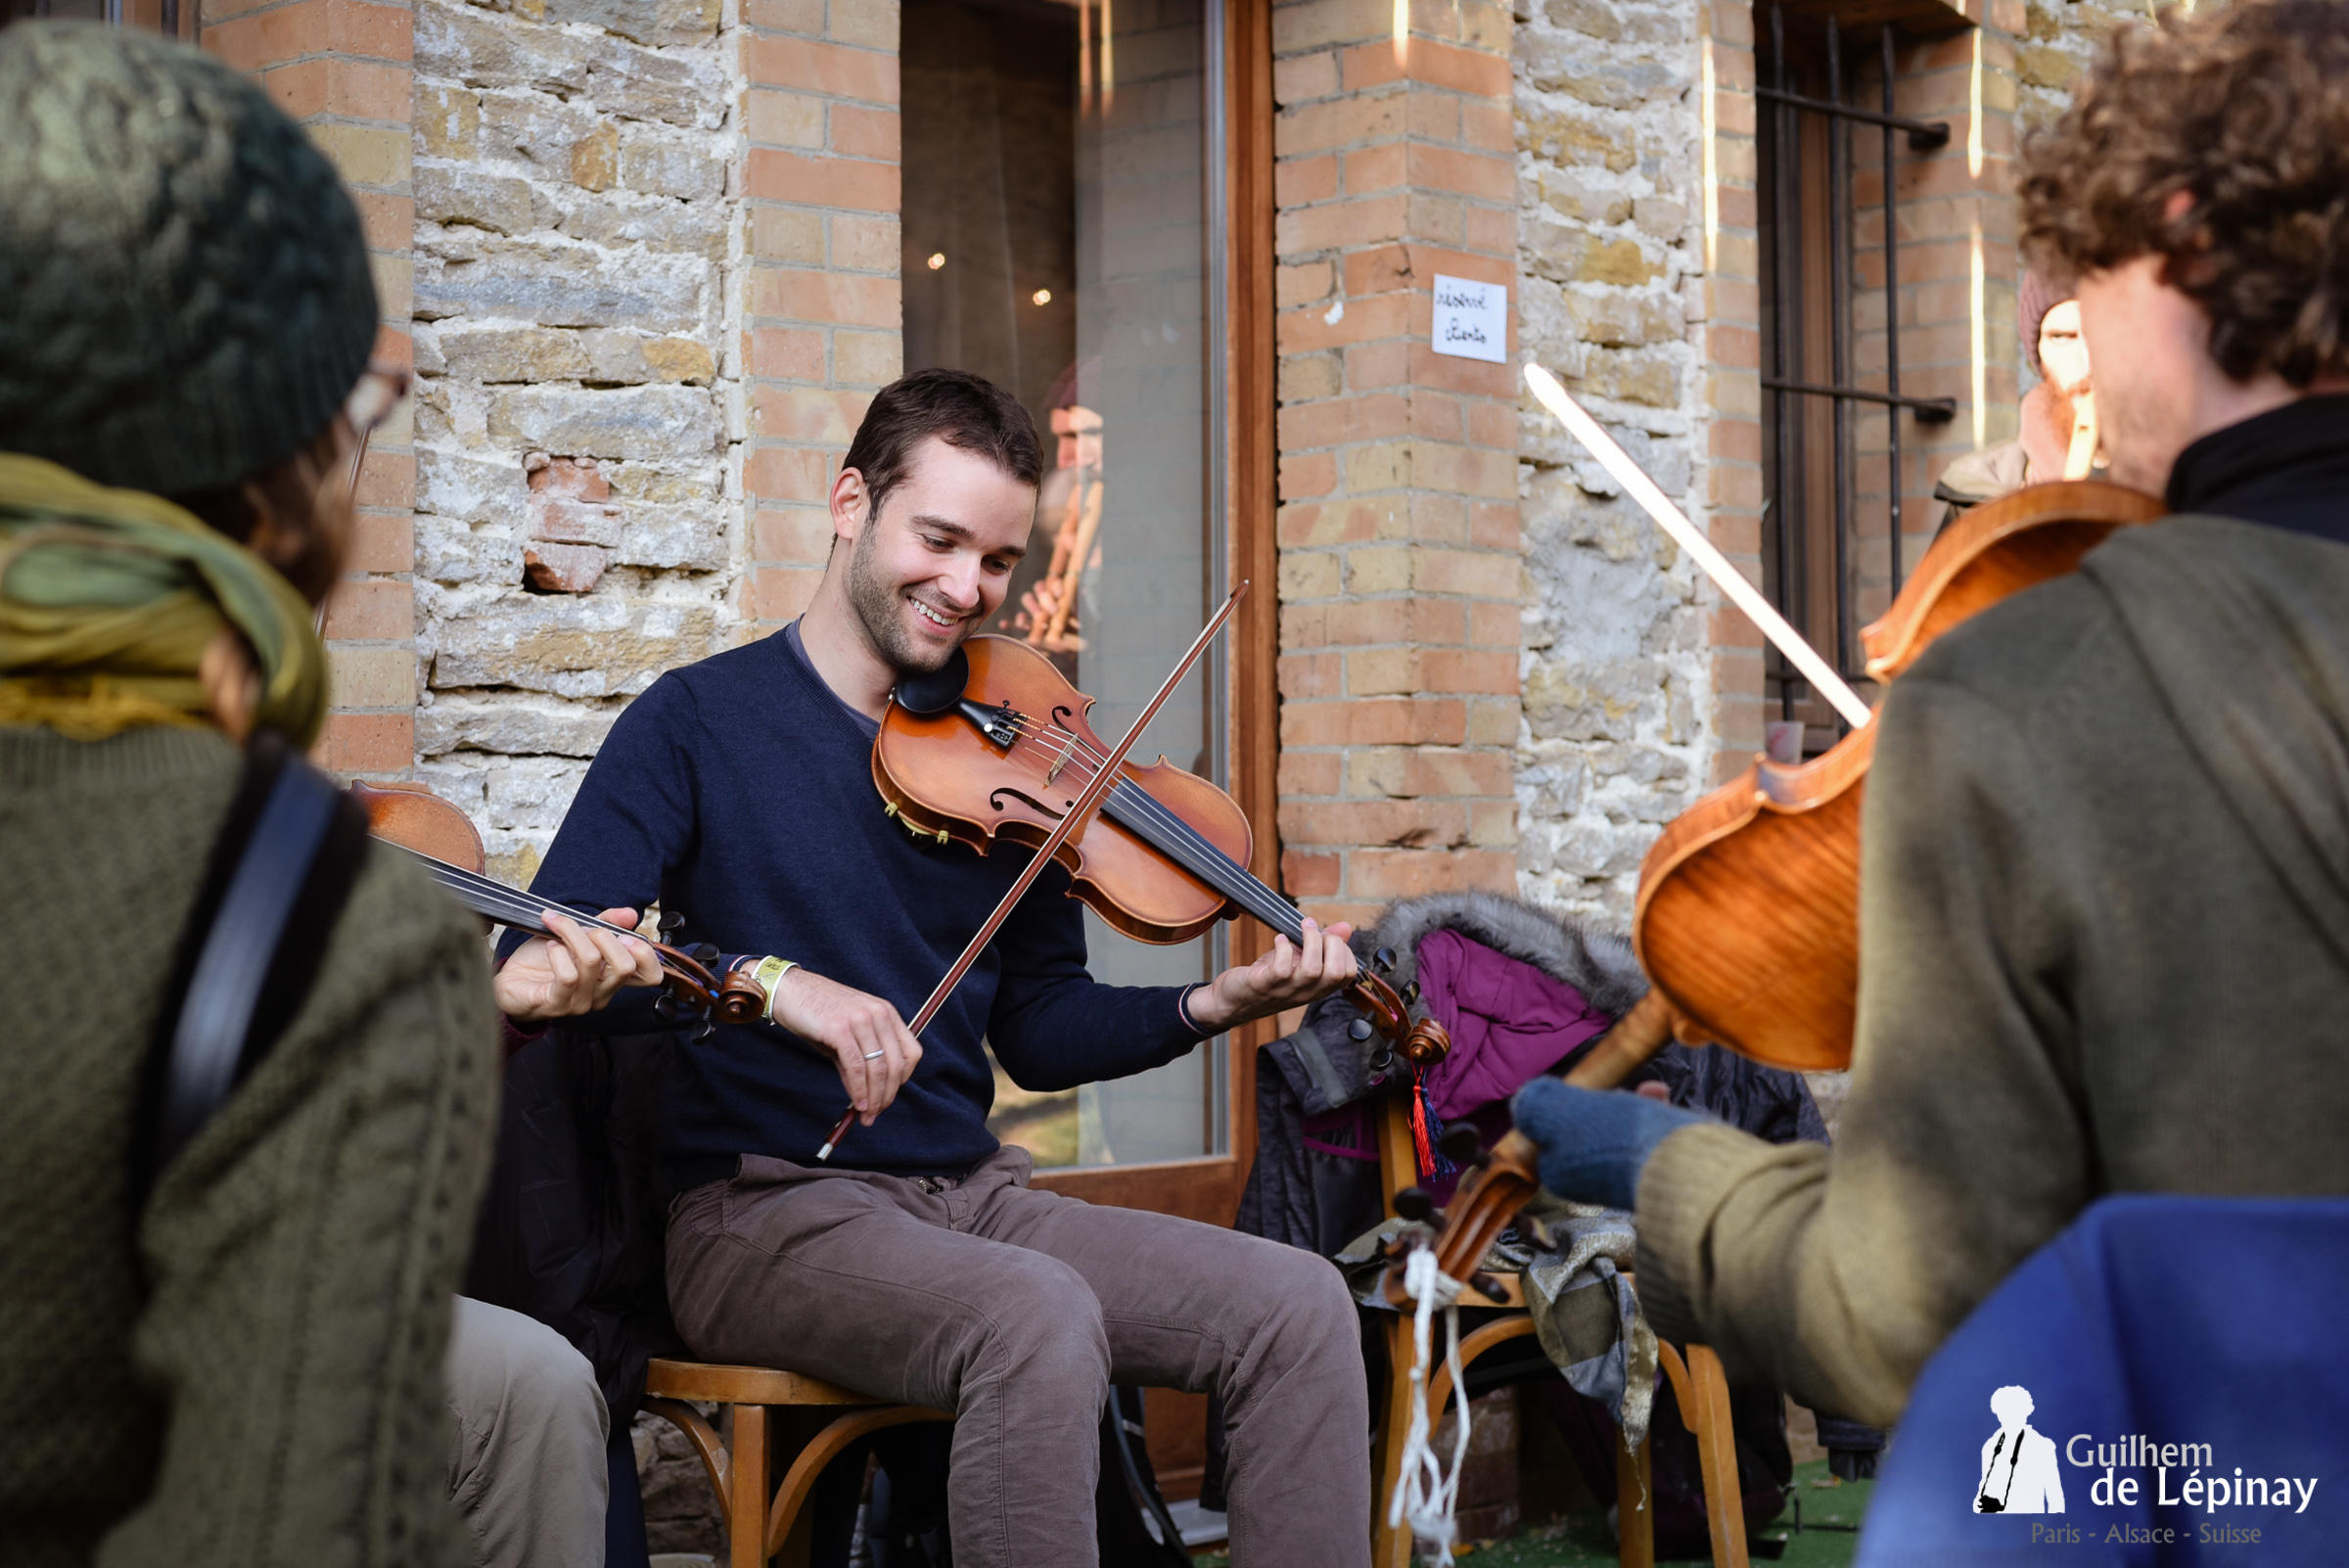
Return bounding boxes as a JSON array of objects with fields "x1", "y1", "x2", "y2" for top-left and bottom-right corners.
[{"x1": 140, "y1": 732, "x2": 369, "y2": 1201}]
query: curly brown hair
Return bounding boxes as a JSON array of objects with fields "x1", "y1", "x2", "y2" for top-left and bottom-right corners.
[{"x1": 2018, "y1": 0, "x2": 2349, "y2": 387}]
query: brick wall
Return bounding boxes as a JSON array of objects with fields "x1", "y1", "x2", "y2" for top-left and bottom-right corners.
[
  {"x1": 1271, "y1": 0, "x2": 1525, "y2": 929},
  {"x1": 204, "y1": 0, "x2": 419, "y2": 778},
  {"x1": 738, "y1": 0, "x2": 901, "y2": 635}
]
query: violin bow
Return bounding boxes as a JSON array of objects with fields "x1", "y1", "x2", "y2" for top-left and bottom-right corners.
[
  {"x1": 1523, "y1": 363, "x2": 1872, "y2": 730},
  {"x1": 815, "y1": 582, "x2": 1251, "y2": 1160}
]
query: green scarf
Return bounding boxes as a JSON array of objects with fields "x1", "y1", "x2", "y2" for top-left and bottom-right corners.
[{"x1": 0, "y1": 453, "x2": 328, "y2": 746}]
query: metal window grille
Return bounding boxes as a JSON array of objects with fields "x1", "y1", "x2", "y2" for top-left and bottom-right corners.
[{"x1": 1757, "y1": 6, "x2": 1957, "y2": 739}]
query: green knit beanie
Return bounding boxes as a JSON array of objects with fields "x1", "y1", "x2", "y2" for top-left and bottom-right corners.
[{"x1": 0, "y1": 23, "x2": 379, "y2": 498}]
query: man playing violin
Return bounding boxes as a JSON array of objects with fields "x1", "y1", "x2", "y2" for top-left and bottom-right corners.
[
  {"x1": 1514, "y1": 0, "x2": 2349, "y2": 1429},
  {"x1": 501, "y1": 368, "x2": 1373, "y2": 1568}
]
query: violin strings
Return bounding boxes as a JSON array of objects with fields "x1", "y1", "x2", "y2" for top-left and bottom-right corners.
[
  {"x1": 381, "y1": 843, "x2": 661, "y2": 951},
  {"x1": 979, "y1": 711, "x2": 1309, "y2": 942},
  {"x1": 923, "y1": 712, "x2": 1305, "y2": 937},
  {"x1": 989, "y1": 712, "x2": 1295, "y2": 925}
]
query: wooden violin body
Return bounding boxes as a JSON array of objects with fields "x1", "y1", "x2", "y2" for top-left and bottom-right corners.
[
  {"x1": 875, "y1": 635, "x2": 1253, "y2": 945},
  {"x1": 1388, "y1": 480, "x2": 2164, "y2": 1301},
  {"x1": 1629, "y1": 479, "x2": 2165, "y2": 1075},
  {"x1": 872, "y1": 634, "x2": 1437, "y2": 1060}
]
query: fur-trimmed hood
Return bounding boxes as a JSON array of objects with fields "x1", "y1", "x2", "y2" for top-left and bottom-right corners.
[
  {"x1": 1364, "y1": 890, "x2": 1648, "y2": 1018},
  {"x1": 1263, "y1": 890, "x2": 1649, "y2": 1117}
]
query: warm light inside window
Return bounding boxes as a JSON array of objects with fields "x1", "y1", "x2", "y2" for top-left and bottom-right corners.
[
  {"x1": 1032, "y1": 288, "x2": 1053, "y2": 305},
  {"x1": 927, "y1": 252, "x2": 947, "y2": 270}
]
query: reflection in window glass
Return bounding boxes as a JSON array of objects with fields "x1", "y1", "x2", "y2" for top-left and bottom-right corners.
[{"x1": 902, "y1": 0, "x2": 1221, "y2": 1168}]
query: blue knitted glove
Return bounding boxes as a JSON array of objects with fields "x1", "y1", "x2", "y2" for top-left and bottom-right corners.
[{"x1": 1509, "y1": 1077, "x2": 1708, "y2": 1212}]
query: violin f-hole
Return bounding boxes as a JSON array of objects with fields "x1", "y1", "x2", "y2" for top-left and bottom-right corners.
[{"x1": 988, "y1": 785, "x2": 1065, "y2": 821}]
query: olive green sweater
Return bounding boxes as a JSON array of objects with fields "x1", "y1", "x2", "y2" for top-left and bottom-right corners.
[
  {"x1": 0, "y1": 725, "x2": 497, "y2": 1568},
  {"x1": 1633, "y1": 517, "x2": 2349, "y2": 1427}
]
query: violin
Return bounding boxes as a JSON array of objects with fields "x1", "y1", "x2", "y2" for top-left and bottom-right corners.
[
  {"x1": 1387, "y1": 467, "x2": 2162, "y2": 1303},
  {"x1": 874, "y1": 632, "x2": 1439, "y2": 1063},
  {"x1": 809, "y1": 590, "x2": 1444, "y2": 1159},
  {"x1": 350, "y1": 780, "x2": 768, "y2": 1029}
]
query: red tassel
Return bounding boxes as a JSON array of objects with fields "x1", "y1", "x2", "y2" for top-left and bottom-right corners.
[{"x1": 1409, "y1": 1077, "x2": 1436, "y2": 1179}]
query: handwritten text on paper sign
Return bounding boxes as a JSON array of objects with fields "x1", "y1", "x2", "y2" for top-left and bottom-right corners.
[{"x1": 1432, "y1": 274, "x2": 1507, "y2": 364}]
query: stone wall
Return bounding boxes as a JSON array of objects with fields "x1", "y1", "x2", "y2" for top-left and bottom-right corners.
[
  {"x1": 1508, "y1": 0, "x2": 1714, "y2": 924},
  {"x1": 409, "y1": 0, "x2": 740, "y2": 881},
  {"x1": 2015, "y1": 0, "x2": 2137, "y2": 129}
]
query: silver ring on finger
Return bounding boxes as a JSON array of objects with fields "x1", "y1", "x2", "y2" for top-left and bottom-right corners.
[{"x1": 862, "y1": 1049, "x2": 886, "y2": 1060}]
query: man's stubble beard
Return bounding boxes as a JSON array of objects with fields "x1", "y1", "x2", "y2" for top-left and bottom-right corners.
[
  {"x1": 846, "y1": 520, "x2": 962, "y2": 676},
  {"x1": 2092, "y1": 382, "x2": 2179, "y2": 496}
]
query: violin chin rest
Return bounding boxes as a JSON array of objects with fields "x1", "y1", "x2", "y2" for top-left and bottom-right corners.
[{"x1": 894, "y1": 645, "x2": 971, "y2": 716}]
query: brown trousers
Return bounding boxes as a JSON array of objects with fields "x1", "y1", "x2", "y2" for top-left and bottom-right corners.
[{"x1": 667, "y1": 1147, "x2": 1372, "y2": 1568}]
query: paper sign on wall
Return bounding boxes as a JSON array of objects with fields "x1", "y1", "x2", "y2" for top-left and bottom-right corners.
[{"x1": 1432, "y1": 274, "x2": 1507, "y2": 363}]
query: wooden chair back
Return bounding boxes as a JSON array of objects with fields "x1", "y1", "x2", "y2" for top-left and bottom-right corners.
[{"x1": 1366, "y1": 1076, "x2": 1752, "y2": 1568}]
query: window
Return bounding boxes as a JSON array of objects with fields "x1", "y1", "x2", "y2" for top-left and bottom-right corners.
[
  {"x1": 901, "y1": 0, "x2": 1230, "y2": 1169},
  {"x1": 2, "y1": 0, "x2": 193, "y2": 35},
  {"x1": 1756, "y1": 4, "x2": 1957, "y2": 754}
]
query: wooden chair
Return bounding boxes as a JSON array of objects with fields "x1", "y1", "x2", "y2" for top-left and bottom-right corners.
[
  {"x1": 640, "y1": 1357, "x2": 952, "y2": 1568},
  {"x1": 1367, "y1": 1084, "x2": 1752, "y2": 1568}
]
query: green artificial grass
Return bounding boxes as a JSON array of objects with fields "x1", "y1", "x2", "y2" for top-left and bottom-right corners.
[{"x1": 1189, "y1": 1459, "x2": 1874, "y2": 1568}]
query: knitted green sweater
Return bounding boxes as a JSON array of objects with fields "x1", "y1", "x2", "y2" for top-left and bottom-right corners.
[
  {"x1": 1633, "y1": 518, "x2": 2349, "y2": 1428},
  {"x1": 0, "y1": 724, "x2": 498, "y2": 1568}
]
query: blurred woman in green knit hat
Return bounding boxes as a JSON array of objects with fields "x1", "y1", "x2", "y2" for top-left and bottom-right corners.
[{"x1": 0, "y1": 23, "x2": 644, "y2": 1568}]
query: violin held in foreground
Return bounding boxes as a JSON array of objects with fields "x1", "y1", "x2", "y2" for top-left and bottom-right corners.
[
  {"x1": 1390, "y1": 366, "x2": 2162, "y2": 1305},
  {"x1": 351, "y1": 781, "x2": 771, "y2": 1031}
]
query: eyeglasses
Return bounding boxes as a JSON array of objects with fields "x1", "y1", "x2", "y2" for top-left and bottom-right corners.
[
  {"x1": 312, "y1": 360, "x2": 413, "y2": 635},
  {"x1": 340, "y1": 359, "x2": 413, "y2": 499}
]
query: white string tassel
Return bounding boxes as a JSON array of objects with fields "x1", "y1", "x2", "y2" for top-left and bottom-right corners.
[{"x1": 1388, "y1": 1247, "x2": 1471, "y2": 1565}]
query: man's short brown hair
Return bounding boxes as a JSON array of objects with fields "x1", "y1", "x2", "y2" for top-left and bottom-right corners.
[
  {"x1": 2018, "y1": 0, "x2": 2349, "y2": 387},
  {"x1": 843, "y1": 368, "x2": 1043, "y2": 519}
]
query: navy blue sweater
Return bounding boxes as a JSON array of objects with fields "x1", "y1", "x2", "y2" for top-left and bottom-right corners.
[{"x1": 507, "y1": 627, "x2": 1204, "y2": 1189}]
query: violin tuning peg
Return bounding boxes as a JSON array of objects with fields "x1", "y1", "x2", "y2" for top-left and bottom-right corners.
[
  {"x1": 1468, "y1": 1270, "x2": 1504, "y2": 1300},
  {"x1": 1394, "y1": 1185, "x2": 1434, "y2": 1222},
  {"x1": 1368, "y1": 1047, "x2": 1396, "y2": 1075},
  {"x1": 1372, "y1": 945, "x2": 1398, "y2": 974},
  {"x1": 1438, "y1": 1124, "x2": 1484, "y2": 1168},
  {"x1": 1346, "y1": 1018, "x2": 1375, "y2": 1042},
  {"x1": 653, "y1": 992, "x2": 683, "y2": 1021},
  {"x1": 1400, "y1": 979, "x2": 1421, "y2": 1005},
  {"x1": 687, "y1": 942, "x2": 718, "y2": 966},
  {"x1": 658, "y1": 909, "x2": 685, "y2": 940}
]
